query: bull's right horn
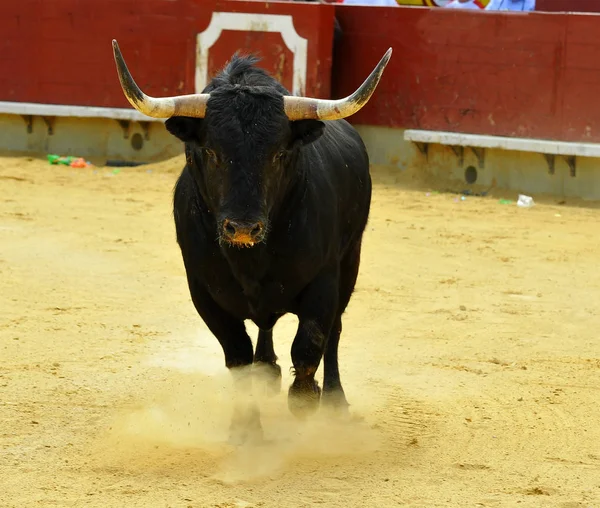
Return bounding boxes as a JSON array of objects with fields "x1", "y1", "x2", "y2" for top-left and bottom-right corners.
[
  {"x1": 283, "y1": 47, "x2": 392, "y2": 121},
  {"x1": 112, "y1": 39, "x2": 210, "y2": 118}
]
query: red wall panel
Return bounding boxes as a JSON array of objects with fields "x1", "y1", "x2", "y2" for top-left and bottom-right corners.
[
  {"x1": 332, "y1": 6, "x2": 600, "y2": 143},
  {"x1": 0, "y1": 0, "x2": 334, "y2": 108},
  {"x1": 5, "y1": 0, "x2": 600, "y2": 144},
  {"x1": 536, "y1": 0, "x2": 600, "y2": 13}
]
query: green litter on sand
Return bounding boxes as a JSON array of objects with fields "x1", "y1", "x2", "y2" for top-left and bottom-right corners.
[
  {"x1": 112, "y1": 168, "x2": 121, "y2": 175},
  {"x1": 498, "y1": 199, "x2": 512, "y2": 205},
  {"x1": 47, "y1": 154, "x2": 76, "y2": 165}
]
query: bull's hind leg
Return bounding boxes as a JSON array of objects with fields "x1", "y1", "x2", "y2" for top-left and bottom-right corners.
[
  {"x1": 186, "y1": 277, "x2": 262, "y2": 445},
  {"x1": 253, "y1": 328, "x2": 282, "y2": 396},
  {"x1": 321, "y1": 314, "x2": 349, "y2": 411},
  {"x1": 322, "y1": 240, "x2": 363, "y2": 412},
  {"x1": 288, "y1": 267, "x2": 338, "y2": 418}
]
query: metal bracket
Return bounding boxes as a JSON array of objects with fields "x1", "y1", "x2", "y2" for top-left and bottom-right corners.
[
  {"x1": 138, "y1": 121, "x2": 151, "y2": 141},
  {"x1": 414, "y1": 142, "x2": 429, "y2": 159},
  {"x1": 449, "y1": 145, "x2": 464, "y2": 167},
  {"x1": 21, "y1": 115, "x2": 33, "y2": 134},
  {"x1": 469, "y1": 146, "x2": 486, "y2": 168},
  {"x1": 543, "y1": 154, "x2": 555, "y2": 175},
  {"x1": 564, "y1": 155, "x2": 576, "y2": 177},
  {"x1": 117, "y1": 119, "x2": 131, "y2": 139},
  {"x1": 543, "y1": 154, "x2": 576, "y2": 177},
  {"x1": 42, "y1": 116, "x2": 55, "y2": 135}
]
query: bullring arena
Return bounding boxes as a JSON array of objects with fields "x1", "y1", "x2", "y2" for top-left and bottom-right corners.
[
  {"x1": 2, "y1": 1, "x2": 600, "y2": 507},
  {"x1": 3, "y1": 156, "x2": 599, "y2": 506}
]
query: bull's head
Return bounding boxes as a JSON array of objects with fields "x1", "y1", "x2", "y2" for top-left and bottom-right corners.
[{"x1": 112, "y1": 40, "x2": 391, "y2": 248}]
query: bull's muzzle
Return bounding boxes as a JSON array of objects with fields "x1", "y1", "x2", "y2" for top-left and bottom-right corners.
[{"x1": 222, "y1": 219, "x2": 265, "y2": 248}]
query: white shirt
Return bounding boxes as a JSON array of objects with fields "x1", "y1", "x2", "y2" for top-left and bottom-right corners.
[
  {"x1": 445, "y1": 0, "x2": 484, "y2": 9},
  {"x1": 485, "y1": 0, "x2": 536, "y2": 10}
]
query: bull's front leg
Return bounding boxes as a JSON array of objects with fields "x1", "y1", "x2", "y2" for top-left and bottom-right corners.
[
  {"x1": 254, "y1": 327, "x2": 282, "y2": 396},
  {"x1": 288, "y1": 267, "x2": 338, "y2": 418},
  {"x1": 187, "y1": 277, "x2": 263, "y2": 445}
]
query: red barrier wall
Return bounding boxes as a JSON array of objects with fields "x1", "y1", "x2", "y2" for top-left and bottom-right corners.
[
  {"x1": 0, "y1": 0, "x2": 334, "y2": 108},
  {"x1": 4, "y1": 1, "x2": 600, "y2": 145},
  {"x1": 536, "y1": 0, "x2": 600, "y2": 13},
  {"x1": 333, "y1": 6, "x2": 600, "y2": 143}
]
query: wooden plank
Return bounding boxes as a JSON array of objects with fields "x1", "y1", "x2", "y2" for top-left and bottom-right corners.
[
  {"x1": 0, "y1": 0, "x2": 334, "y2": 109},
  {"x1": 0, "y1": 101, "x2": 164, "y2": 122},
  {"x1": 404, "y1": 129, "x2": 600, "y2": 157}
]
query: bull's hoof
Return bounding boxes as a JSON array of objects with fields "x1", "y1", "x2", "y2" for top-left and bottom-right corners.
[
  {"x1": 287, "y1": 378, "x2": 321, "y2": 419},
  {"x1": 321, "y1": 391, "x2": 351, "y2": 420},
  {"x1": 228, "y1": 423, "x2": 264, "y2": 446},
  {"x1": 253, "y1": 362, "x2": 282, "y2": 397},
  {"x1": 229, "y1": 405, "x2": 264, "y2": 446}
]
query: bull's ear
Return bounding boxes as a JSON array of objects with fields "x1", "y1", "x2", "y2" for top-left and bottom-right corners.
[
  {"x1": 290, "y1": 119, "x2": 324, "y2": 147},
  {"x1": 165, "y1": 117, "x2": 203, "y2": 143}
]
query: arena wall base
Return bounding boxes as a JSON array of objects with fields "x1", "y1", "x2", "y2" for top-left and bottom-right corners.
[
  {"x1": 3, "y1": 114, "x2": 600, "y2": 201},
  {"x1": 355, "y1": 125, "x2": 600, "y2": 201},
  {"x1": 0, "y1": 114, "x2": 183, "y2": 164}
]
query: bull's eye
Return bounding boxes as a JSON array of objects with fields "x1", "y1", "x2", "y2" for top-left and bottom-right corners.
[
  {"x1": 273, "y1": 151, "x2": 286, "y2": 165},
  {"x1": 203, "y1": 148, "x2": 218, "y2": 165}
]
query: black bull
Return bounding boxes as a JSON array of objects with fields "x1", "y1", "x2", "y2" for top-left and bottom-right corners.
[{"x1": 112, "y1": 40, "x2": 392, "y2": 443}]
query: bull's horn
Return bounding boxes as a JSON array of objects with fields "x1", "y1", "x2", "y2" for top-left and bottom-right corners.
[
  {"x1": 112, "y1": 39, "x2": 209, "y2": 118},
  {"x1": 283, "y1": 48, "x2": 392, "y2": 121}
]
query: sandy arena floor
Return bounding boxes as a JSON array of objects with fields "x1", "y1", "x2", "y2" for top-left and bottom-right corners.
[{"x1": 1, "y1": 154, "x2": 599, "y2": 507}]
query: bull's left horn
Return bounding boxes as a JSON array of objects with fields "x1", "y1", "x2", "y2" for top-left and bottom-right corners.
[
  {"x1": 112, "y1": 39, "x2": 210, "y2": 118},
  {"x1": 283, "y1": 47, "x2": 392, "y2": 121}
]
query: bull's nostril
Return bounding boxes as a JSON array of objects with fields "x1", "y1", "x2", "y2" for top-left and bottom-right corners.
[
  {"x1": 223, "y1": 220, "x2": 263, "y2": 240},
  {"x1": 224, "y1": 220, "x2": 236, "y2": 236},
  {"x1": 251, "y1": 223, "x2": 263, "y2": 237}
]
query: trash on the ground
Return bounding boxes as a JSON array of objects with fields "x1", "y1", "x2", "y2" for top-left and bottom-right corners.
[
  {"x1": 498, "y1": 199, "x2": 512, "y2": 204},
  {"x1": 554, "y1": 213, "x2": 562, "y2": 217},
  {"x1": 47, "y1": 154, "x2": 70, "y2": 165},
  {"x1": 47, "y1": 154, "x2": 92, "y2": 168},
  {"x1": 112, "y1": 169, "x2": 121, "y2": 175},
  {"x1": 460, "y1": 196, "x2": 466, "y2": 201},
  {"x1": 69, "y1": 158, "x2": 89, "y2": 168},
  {"x1": 517, "y1": 194, "x2": 535, "y2": 208}
]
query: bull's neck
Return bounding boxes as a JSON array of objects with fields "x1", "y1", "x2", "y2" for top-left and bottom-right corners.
[{"x1": 270, "y1": 162, "x2": 309, "y2": 226}]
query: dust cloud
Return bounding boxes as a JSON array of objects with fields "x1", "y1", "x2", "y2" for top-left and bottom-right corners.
[{"x1": 90, "y1": 333, "x2": 381, "y2": 484}]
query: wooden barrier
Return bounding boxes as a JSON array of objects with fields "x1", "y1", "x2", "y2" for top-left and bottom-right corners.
[
  {"x1": 5, "y1": 1, "x2": 600, "y2": 146},
  {"x1": 332, "y1": 6, "x2": 600, "y2": 144},
  {"x1": 0, "y1": 0, "x2": 335, "y2": 114},
  {"x1": 536, "y1": 0, "x2": 600, "y2": 12}
]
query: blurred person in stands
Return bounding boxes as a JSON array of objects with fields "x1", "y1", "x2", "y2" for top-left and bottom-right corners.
[
  {"x1": 485, "y1": 0, "x2": 535, "y2": 10},
  {"x1": 445, "y1": 0, "x2": 535, "y2": 9},
  {"x1": 444, "y1": 0, "x2": 485, "y2": 8}
]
